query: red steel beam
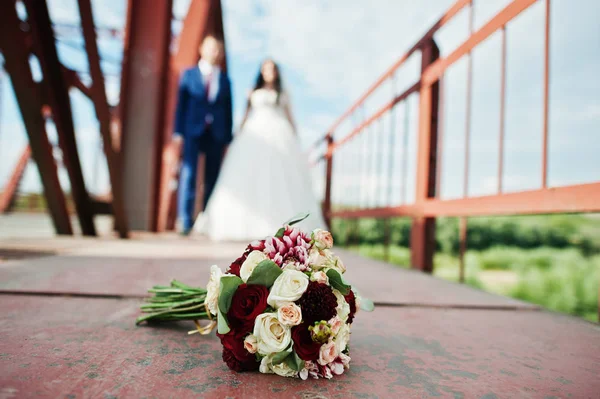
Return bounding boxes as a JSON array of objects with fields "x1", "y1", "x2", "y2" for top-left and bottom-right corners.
[
  {"x1": 410, "y1": 38, "x2": 440, "y2": 273},
  {"x1": 329, "y1": 183, "x2": 600, "y2": 219},
  {"x1": 0, "y1": 2, "x2": 73, "y2": 235},
  {"x1": 119, "y1": 0, "x2": 173, "y2": 230},
  {"x1": 77, "y1": 0, "x2": 130, "y2": 238},
  {"x1": 423, "y1": 0, "x2": 539, "y2": 87},
  {"x1": 26, "y1": 0, "x2": 97, "y2": 236},
  {"x1": 0, "y1": 146, "x2": 31, "y2": 213},
  {"x1": 156, "y1": 0, "x2": 224, "y2": 232},
  {"x1": 542, "y1": 0, "x2": 551, "y2": 188},
  {"x1": 328, "y1": 82, "x2": 421, "y2": 155}
]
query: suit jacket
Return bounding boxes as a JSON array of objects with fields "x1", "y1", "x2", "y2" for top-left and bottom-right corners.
[{"x1": 174, "y1": 66, "x2": 233, "y2": 144}]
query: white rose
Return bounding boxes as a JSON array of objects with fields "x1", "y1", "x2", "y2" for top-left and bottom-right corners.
[
  {"x1": 308, "y1": 248, "x2": 332, "y2": 269},
  {"x1": 333, "y1": 289, "x2": 350, "y2": 322},
  {"x1": 240, "y1": 250, "x2": 268, "y2": 282},
  {"x1": 271, "y1": 361, "x2": 298, "y2": 378},
  {"x1": 310, "y1": 271, "x2": 329, "y2": 285},
  {"x1": 205, "y1": 265, "x2": 223, "y2": 315},
  {"x1": 267, "y1": 269, "x2": 309, "y2": 308},
  {"x1": 254, "y1": 313, "x2": 292, "y2": 355},
  {"x1": 244, "y1": 334, "x2": 258, "y2": 354},
  {"x1": 328, "y1": 315, "x2": 343, "y2": 335},
  {"x1": 318, "y1": 341, "x2": 338, "y2": 366},
  {"x1": 334, "y1": 323, "x2": 350, "y2": 354},
  {"x1": 277, "y1": 303, "x2": 302, "y2": 326},
  {"x1": 259, "y1": 353, "x2": 298, "y2": 378},
  {"x1": 259, "y1": 355, "x2": 273, "y2": 374},
  {"x1": 312, "y1": 228, "x2": 334, "y2": 249},
  {"x1": 331, "y1": 256, "x2": 346, "y2": 274}
]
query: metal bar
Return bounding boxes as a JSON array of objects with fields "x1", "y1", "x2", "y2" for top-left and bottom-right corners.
[
  {"x1": 329, "y1": 82, "x2": 421, "y2": 154},
  {"x1": 410, "y1": 38, "x2": 440, "y2": 273},
  {"x1": 328, "y1": 183, "x2": 600, "y2": 219},
  {"x1": 26, "y1": 0, "x2": 97, "y2": 236},
  {"x1": 0, "y1": 146, "x2": 31, "y2": 213},
  {"x1": 119, "y1": 0, "x2": 173, "y2": 230},
  {"x1": 435, "y1": 75, "x2": 445, "y2": 198},
  {"x1": 542, "y1": 0, "x2": 550, "y2": 188},
  {"x1": 401, "y1": 100, "x2": 410, "y2": 205},
  {"x1": 498, "y1": 26, "x2": 507, "y2": 193},
  {"x1": 423, "y1": 0, "x2": 539, "y2": 86},
  {"x1": 78, "y1": 0, "x2": 130, "y2": 238},
  {"x1": 458, "y1": 217, "x2": 467, "y2": 283},
  {"x1": 464, "y1": 0, "x2": 474, "y2": 198},
  {"x1": 378, "y1": 116, "x2": 387, "y2": 207},
  {"x1": 0, "y1": 2, "x2": 73, "y2": 235},
  {"x1": 387, "y1": 74, "x2": 397, "y2": 206},
  {"x1": 63, "y1": 68, "x2": 94, "y2": 100},
  {"x1": 156, "y1": 0, "x2": 214, "y2": 232},
  {"x1": 323, "y1": 135, "x2": 334, "y2": 229},
  {"x1": 324, "y1": 0, "x2": 471, "y2": 135}
]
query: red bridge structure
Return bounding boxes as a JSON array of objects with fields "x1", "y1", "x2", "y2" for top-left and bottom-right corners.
[{"x1": 0, "y1": 0, "x2": 598, "y2": 397}]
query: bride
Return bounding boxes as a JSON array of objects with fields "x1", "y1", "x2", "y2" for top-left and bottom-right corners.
[{"x1": 193, "y1": 59, "x2": 326, "y2": 241}]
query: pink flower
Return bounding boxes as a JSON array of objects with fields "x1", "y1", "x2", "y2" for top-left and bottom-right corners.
[
  {"x1": 318, "y1": 341, "x2": 338, "y2": 366},
  {"x1": 328, "y1": 316, "x2": 343, "y2": 335},
  {"x1": 263, "y1": 227, "x2": 311, "y2": 269}
]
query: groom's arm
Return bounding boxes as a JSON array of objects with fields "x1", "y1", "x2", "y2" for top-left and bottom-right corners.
[
  {"x1": 173, "y1": 71, "x2": 189, "y2": 141},
  {"x1": 224, "y1": 77, "x2": 233, "y2": 144}
]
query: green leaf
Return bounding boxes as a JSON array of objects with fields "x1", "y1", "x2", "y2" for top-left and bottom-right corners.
[
  {"x1": 359, "y1": 296, "x2": 375, "y2": 312},
  {"x1": 285, "y1": 212, "x2": 310, "y2": 226},
  {"x1": 271, "y1": 349, "x2": 291, "y2": 365},
  {"x1": 284, "y1": 351, "x2": 305, "y2": 371},
  {"x1": 246, "y1": 260, "x2": 283, "y2": 288},
  {"x1": 216, "y1": 275, "x2": 242, "y2": 334},
  {"x1": 217, "y1": 309, "x2": 230, "y2": 334},
  {"x1": 326, "y1": 269, "x2": 350, "y2": 295},
  {"x1": 351, "y1": 288, "x2": 375, "y2": 312},
  {"x1": 275, "y1": 227, "x2": 285, "y2": 238},
  {"x1": 218, "y1": 275, "x2": 243, "y2": 314}
]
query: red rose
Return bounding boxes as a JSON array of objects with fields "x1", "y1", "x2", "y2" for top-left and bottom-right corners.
[
  {"x1": 227, "y1": 283, "x2": 269, "y2": 333},
  {"x1": 344, "y1": 289, "x2": 357, "y2": 324},
  {"x1": 227, "y1": 253, "x2": 247, "y2": 277},
  {"x1": 222, "y1": 347, "x2": 259, "y2": 372},
  {"x1": 218, "y1": 331, "x2": 259, "y2": 372},
  {"x1": 292, "y1": 322, "x2": 322, "y2": 361}
]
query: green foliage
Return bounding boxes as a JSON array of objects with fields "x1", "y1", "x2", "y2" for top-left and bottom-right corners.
[
  {"x1": 332, "y1": 214, "x2": 600, "y2": 255},
  {"x1": 247, "y1": 260, "x2": 282, "y2": 288}
]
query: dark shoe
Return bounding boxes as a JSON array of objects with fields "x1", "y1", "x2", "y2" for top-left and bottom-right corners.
[{"x1": 178, "y1": 227, "x2": 192, "y2": 236}]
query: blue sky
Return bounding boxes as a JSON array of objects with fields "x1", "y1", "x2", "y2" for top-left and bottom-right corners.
[{"x1": 0, "y1": 0, "x2": 598, "y2": 207}]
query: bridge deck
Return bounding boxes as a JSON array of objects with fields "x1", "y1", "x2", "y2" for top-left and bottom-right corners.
[{"x1": 0, "y1": 220, "x2": 598, "y2": 398}]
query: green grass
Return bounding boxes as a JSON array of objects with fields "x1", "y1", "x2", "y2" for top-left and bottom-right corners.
[{"x1": 347, "y1": 244, "x2": 599, "y2": 322}]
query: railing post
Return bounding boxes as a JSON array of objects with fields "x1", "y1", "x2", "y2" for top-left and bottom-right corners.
[
  {"x1": 410, "y1": 38, "x2": 440, "y2": 273},
  {"x1": 323, "y1": 134, "x2": 334, "y2": 229}
]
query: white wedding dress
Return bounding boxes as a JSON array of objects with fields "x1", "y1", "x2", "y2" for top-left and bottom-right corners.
[{"x1": 193, "y1": 88, "x2": 326, "y2": 241}]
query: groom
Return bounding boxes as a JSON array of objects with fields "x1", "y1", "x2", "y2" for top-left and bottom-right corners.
[{"x1": 173, "y1": 35, "x2": 233, "y2": 235}]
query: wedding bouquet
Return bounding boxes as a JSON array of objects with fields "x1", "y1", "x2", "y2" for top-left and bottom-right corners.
[{"x1": 136, "y1": 214, "x2": 374, "y2": 380}]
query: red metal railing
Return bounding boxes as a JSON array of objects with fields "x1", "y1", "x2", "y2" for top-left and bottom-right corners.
[{"x1": 313, "y1": 0, "x2": 600, "y2": 274}]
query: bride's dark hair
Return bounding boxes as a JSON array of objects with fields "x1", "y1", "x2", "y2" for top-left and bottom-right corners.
[{"x1": 253, "y1": 59, "x2": 283, "y2": 103}]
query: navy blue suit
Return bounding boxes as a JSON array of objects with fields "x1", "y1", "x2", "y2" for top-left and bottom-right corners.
[{"x1": 174, "y1": 66, "x2": 233, "y2": 231}]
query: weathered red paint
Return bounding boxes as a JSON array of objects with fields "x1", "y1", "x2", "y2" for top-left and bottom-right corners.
[
  {"x1": 78, "y1": 0, "x2": 130, "y2": 239},
  {"x1": 0, "y1": 248, "x2": 537, "y2": 310},
  {"x1": 0, "y1": 2, "x2": 73, "y2": 235},
  {"x1": 26, "y1": 0, "x2": 97, "y2": 236},
  {"x1": 119, "y1": 0, "x2": 173, "y2": 231},
  {"x1": 0, "y1": 294, "x2": 597, "y2": 398}
]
